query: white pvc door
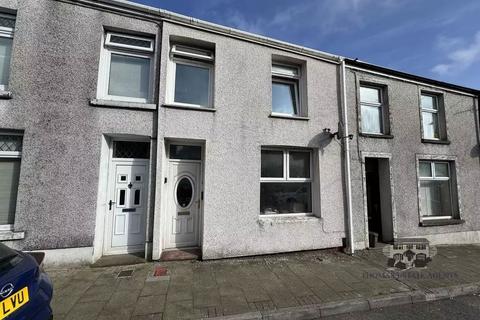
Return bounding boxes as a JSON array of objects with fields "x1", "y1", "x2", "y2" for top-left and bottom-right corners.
[
  {"x1": 107, "y1": 162, "x2": 148, "y2": 253},
  {"x1": 166, "y1": 161, "x2": 201, "y2": 248}
]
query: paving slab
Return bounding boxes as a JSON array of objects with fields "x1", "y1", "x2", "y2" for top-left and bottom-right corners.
[{"x1": 48, "y1": 245, "x2": 480, "y2": 319}]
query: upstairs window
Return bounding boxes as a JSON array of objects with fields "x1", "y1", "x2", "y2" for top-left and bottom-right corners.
[
  {"x1": 0, "y1": 13, "x2": 15, "y2": 91},
  {"x1": 420, "y1": 93, "x2": 447, "y2": 140},
  {"x1": 97, "y1": 32, "x2": 154, "y2": 103},
  {"x1": 168, "y1": 44, "x2": 214, "y2": 108},
  {"x1": 260, "y1": 148, "x2": 312, "y2": 215},
  {"x1": 271, "y1": 64, "x2": 301, "y2": 116},
  {"x1": 359, "y1": 84, "x2": 389, "y2": 135}
]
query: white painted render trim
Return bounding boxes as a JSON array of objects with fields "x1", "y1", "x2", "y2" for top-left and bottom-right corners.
[
  {"x1": 29, "y1": 247, "x2": 94, "y2": 268},
  {"x1": 410, "y1": 231, "x2": 480, "y2": 246},
  {"x1": 93, "y1": 135, "x2": 110, "y2": 263}
]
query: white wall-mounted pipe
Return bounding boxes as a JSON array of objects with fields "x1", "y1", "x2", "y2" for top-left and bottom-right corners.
[{"x1": 340, "y1": 59, "x2": 355, "y2": 255}]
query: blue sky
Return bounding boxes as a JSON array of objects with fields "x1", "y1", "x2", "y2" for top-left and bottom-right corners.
[{"x1": 131, "y1": 0, "x2": 480, "y2": 89}]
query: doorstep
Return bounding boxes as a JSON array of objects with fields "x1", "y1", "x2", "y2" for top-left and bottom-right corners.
[
  {"x1": 91, "y1": 252, "x2": 146, "y2": 268},
  {"x1": 160, "y1": 248, "x2": 202, "y2": 261}
]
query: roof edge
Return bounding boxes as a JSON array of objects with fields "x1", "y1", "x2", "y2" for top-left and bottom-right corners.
[
  {"x1": 61, "y1": 0, "x2": 479, "y2": 96},
  {"x1": 64, "y1": 0, "x2": 343, "y2": 64},
  {"x1": 346, "y1": 59, "x2": 479, "y2": 96}
]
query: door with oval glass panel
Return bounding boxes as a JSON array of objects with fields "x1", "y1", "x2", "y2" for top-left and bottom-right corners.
[
  {"x1": 166, "y1": 161, "x2": 201, "y2": 248},
  {"x1": 106, "y1": 161, "x2": 148, "y2": 254}
]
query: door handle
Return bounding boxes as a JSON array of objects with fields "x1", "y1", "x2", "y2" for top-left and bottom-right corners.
[{"x1": 108, "y1": 200, "x2": 115, "y2": 210}]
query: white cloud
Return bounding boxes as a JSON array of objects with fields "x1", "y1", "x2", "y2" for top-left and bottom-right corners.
[
  {"x1": 225, "y1": 10, "x2": 264, "y2": 34},
  {"x1": 435, "y1": 35, "x2": 464, "y2": 51},
  {"x1": 432, "y1": 31, "x2": 480, "y2": 75},
  {"x1": 218, "y1": 0, "x2": 407, "y2": 38}
]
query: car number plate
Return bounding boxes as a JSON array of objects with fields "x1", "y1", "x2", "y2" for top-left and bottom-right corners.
[{"x1": 0, "y1": 287, "x2": 29, "y2": 319}]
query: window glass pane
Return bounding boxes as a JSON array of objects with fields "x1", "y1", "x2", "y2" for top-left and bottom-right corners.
[
  {"x1": 113, "y1": 141, "x2": 150, "y2": 159},
  {"x1": 272, "y1": 64, "x2": 299, "y2": 77},
  {"x1": 0, "y1": 159, "x2": 20, "y2": 225},
  {"x1": 420, "y1": 180, "x2": 452, "y2": 217},
  {"x1": 0, "y1": 135, "x2": 22, "y2": 152},
  {"x1": 361, "y1": 105, "x2": 382, "y2": 133},
  {"x1": 260, "y1": 182, "x2": 311, "y2": 214},
  {"x1": 109, "y1": 35, "x2": 152, "y2": 50},
  {"x1": 360, "y1": 86, "x2": 380, "y2": 104},
  {"x1": 0, "y1": 16, "x2": 15, "y2": 29},
  {"x1": 0, "y1": 37, "x2": 13, "y2": 86},
  {"x1": 289, "y1": 151, "x2": 310, "y2": 178},
  {"x1": 419, "y1": 162, "x2": 432, "y2": 177},
  {"x1": 261, "y1": 150, "x2": 283, "y2": 178},
  {"x1": 174, "y1": 63, "x2": 210, "y2": 107},
  {"x1": 118, "y1": 189, "x2": 126, "y2": 206},
  {"x1": 176, "y1": 177, "x2": 193, "y2": 208},
  {"x1": 272, "y1": 81, "x2": 298, "y2": 115},
  {"x1": 422, "y1": 112, "x2": 439, "y2": 139},
  {"x1": 108, "y1": 54, "x2": 150, "y2": 99},
  {"x1": 435, "y1": 162, "x2": 449, "y2": 177},
  {"x1": 134, "y1": 189, "x2": 141, "y2": 205},
  {"x1": 169, "y1": 145, "x2": 201, "y2": 160},
  {"x1": 421, "y1": 95, "x2": 437, "y2": 110}
]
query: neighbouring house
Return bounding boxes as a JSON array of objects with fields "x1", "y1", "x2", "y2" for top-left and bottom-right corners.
[{"x1": 0, "y1": 0, "x2": 478, "y2": 266}]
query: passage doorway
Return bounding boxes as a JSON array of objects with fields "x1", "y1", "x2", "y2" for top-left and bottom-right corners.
[{"x1": 365, "y1": 157, "x2": 394, "y2": 246}]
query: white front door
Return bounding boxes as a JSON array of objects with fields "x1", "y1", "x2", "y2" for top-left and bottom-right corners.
[
  {"x1": 105, "y1": 161, "x2": 148, "y2": 254},
  {"x1": 166, "y1": 161, "x2": 201, "y2": 248}
]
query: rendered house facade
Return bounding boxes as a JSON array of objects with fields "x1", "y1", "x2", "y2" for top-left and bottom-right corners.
[{"x1": 0, "y1": 0, "x2": 478, "y2": 265}]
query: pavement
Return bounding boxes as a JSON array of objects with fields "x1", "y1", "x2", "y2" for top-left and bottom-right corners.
[{"x1": 48, "y1": 245, "x2": 480, "y2": 319}]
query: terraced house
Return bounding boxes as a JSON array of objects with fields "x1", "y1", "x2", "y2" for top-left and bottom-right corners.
[{"x1": 0, "y1": 0, "x2": 478, "y2": 266}]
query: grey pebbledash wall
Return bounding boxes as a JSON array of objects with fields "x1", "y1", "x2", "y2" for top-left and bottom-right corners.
[
  {"x1": 0, "y1": 0, "x2": 158, "y2": 250},
  {"x1": 0, "y1": 0, "x2": 478, "y2": 263},
  {"x1": 0, "y1": 0, "x2": 347, "y2": 259},
  {"x1": 345, "y1": 68, "x2": 480, "y2": 248},
  {"x1": 155, "y1": 22, "x2": 346, "y2": 259}
]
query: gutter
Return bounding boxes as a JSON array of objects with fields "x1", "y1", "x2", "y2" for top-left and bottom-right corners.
[
  {"x1": 65, "y1": 0, "x2": 343, "y2": 64},
  {"x1": 346, "y1": 59, "x2": 480, "y2": 97},
  {"x1": 340, "y1": 59, "x2": 355, "y2": 254}
]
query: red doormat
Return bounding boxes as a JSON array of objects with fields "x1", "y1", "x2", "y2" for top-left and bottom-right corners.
[{"x1": 153, "y1": 266, "x2": 168, "y2": 277}]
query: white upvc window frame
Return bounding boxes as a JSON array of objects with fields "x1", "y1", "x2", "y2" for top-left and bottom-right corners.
[
  {"x1": 359, "y1": 84, "x2": 384, "y2": 135},
  {"x1": 0, "y1": 13, "x2": 15, "y2": 91},
  {"x1": 271, "y1": 63, "x2": 301, "y2": 117},
  {"x1": 166, "y1": 44, "x2": 215, "y2": 109},
  {"x1": 260, "y1": 148, "x2": 313, "y2": 217},
  {"x1": 418, "y1": 160, "x2": 454, "y2": 220},
  {"x1": 420, "y1": 92, "x2": 440, "y2": 140},
  {"x1": 0, "y1": 132, "x2": 22, "y2": 230},
  {"x1": 97, "y1": 32, "x2": 155, "y2": 104}
]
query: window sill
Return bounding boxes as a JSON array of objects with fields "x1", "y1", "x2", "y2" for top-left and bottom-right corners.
[
  {"x1": 0, "y1": 90, "x2": 12, "y2": 99},
  {"x1": 0, "y1": 230, "x2": 25, "y2": 241},
  {"x1": 359, "y1": 133, "x2": 394, "y2": 139},
  {"x1": 269, "y1": 113, "x2": 309, "y2": 121},
  {"x1": 90, "y1": 99, "x2": 156, "y2": 110},
  {"x1": 421, "y1": 139, "x2": 451, "y2": 145},
  {"x1": 259, "y1": 215, "x2": 320, "y2": 224},
  {"x1": 162, "y1": 103, "x2": 216, "y2": 112},
  {"x1": 420, "y1": 219, "x2": 464, "y2": 227}
]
